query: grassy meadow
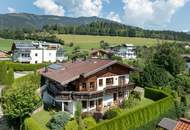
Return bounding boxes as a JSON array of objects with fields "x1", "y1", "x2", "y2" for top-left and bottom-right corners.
[
  {"x1": 57, "y1": 34, "x2": 166, "y2": 51},
  {"x1": 0, "y1": 34, "x2": 175, "y2": 52},
  {"x1": 0, "y1": 39, "x2": 13, "y2": 51}
]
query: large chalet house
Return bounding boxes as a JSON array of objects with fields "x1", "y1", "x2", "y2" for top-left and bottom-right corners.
[
  {"x1": 40, "y1": 59, "x2": 135, "y2": 115},
  {"x1": 11, "y1": 41, "x2": 67, "y2": 64}
]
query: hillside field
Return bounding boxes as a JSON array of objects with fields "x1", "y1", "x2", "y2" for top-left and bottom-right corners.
[
  {"x1": 0, "y1": 34, "x2": 175, "y2": 51},
  {"x1": 0, "y1": 39, "x2": 13, "y2": 51},
  {"x1": 57, "y1": 34, "x2": 165, "y2": 50}
]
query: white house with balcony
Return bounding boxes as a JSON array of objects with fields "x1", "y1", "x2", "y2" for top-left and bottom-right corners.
[
  {"x1": 109, "y1": 44, "x2": 137, "y2": 59},
  {"x1": 39, "y1": 59, "x2": 136, "y2": 115},
  {"x1": 12, "y1": 41, "x2": 67, "y2": 64}
]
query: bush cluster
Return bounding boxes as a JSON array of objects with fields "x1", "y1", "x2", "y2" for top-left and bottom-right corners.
[
  {"x1": 47, "y1": 112, "x2": 71, "y2": 130},
  {"x1": 103, "y1": 109, "x2": 118, "y2": 120}
]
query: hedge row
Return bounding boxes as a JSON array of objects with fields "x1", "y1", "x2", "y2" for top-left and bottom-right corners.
[
  {"x1": 89, "y1": 88, "x2": 175, "y2": 130},
  {"x1": 5, "y1": 62, "x2": 45, "y2": 71},
  {"x1": 144, "y1": 87, "x2": 169, "y2": 101},
  {"x1": 24, "y1": 118, "x2": 42, "y2": 130}
]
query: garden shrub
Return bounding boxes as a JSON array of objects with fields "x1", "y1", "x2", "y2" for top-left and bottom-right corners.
[
  {"x1": 131, "y1": 91, "x2": 142, "y2": 101},
  {"x1": 47, "y1": 112, "x2": 71, "y2": 130},
  {"x1": 24, "y1": 117, "x2": 42, "y2": 130},
  {"x1": 103, "y1": 109, "x2": 118, "y2": 120},
  {"x1": 122, "y1": 94, "x2": 139, "y2": 109}
]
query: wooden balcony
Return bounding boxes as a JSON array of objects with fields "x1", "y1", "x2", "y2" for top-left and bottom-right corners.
[{"x1": 47, "y1": 82, "x2": 135, "y2": 101}]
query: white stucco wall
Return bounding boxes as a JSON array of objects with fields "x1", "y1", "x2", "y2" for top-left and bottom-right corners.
[
  {"x1": 97, "y1": 74, "x2": 129, "y2": 91},
  {"x1": 43, "y1": 50, "x2": 57, "y2": 63},
  {"x1": 30, "y1": 49, "x2": 57, "y2": 64}
]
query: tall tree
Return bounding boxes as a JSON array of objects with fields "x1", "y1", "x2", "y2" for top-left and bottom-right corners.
[
  {"x1": 2, "y1": 82, "x2": 41, "y2": 130},
  {"x1": 153, "y1": 43, "x2": 186, "y2": 75}
]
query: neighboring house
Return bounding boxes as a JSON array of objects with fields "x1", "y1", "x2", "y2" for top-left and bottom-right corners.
[
  {"x1": 109, "y1": 44, "x2": 136, "y2": 59},
  {"x1": 0, "y1": 50, "x2": 11, "y2": 61},
  {"x1": 157, "y1": 118, "x2": 190, "y2": 130},
  {"x1": 90, "y1": 49, "x2": 112, "y2": 59},
  {"x1": 11, "y1": 41, "x2": 67, "y2": 64},
  {"x1": 40, "y1": 59, "x2": 135, "y2": 115}
]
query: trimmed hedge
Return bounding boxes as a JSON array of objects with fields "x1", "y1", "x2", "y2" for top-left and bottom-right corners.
[
  {"x1": 24, "y1": 118, "x2": 42, "y2": 130},
  {"x1": 144, "y1": 87, "x2": 169, "y2": 101},
  {"x1": 89, "y1": 88, "x2": 175, "y2": 130},
  {"x1": 5, "y1": 62, "x2": 45, "y2": 71}
]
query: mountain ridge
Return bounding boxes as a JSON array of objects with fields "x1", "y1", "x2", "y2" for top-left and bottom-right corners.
[{"x1": 0, "y1": 13, "x2": 114, "y2": 29}]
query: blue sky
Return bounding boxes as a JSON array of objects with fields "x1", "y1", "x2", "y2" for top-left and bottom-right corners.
[{"x1": 0, "y1": 0, "x2": 190, "y2": 32}]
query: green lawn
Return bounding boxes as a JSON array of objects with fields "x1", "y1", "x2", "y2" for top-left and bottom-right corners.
[
  {"x1": 31, "y1": 110, "x2": 52, "y2": 130},
  {"x1": 0, "y1": 39, "x2": 13, "y2": 51},
  {"x1": 124, "y1": 98, "x2": 154, "y2": 112}
]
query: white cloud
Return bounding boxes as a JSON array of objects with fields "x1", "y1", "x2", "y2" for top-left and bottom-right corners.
[
  {"x1": 34, "y1": 0, "x2": 65, "y2": 16},
  {"x1": 107, "y1": 11, "x2": 121, "y2": 22},
  {"x1": 34, "y1": 0, "x2": 108, "y2": 17},
  {"x1": 122, "y1": 0, "x2": 189, "y2": 26},
  {"x1": 57, "y1": 0, "x2": 104, "y2": 17},
  {"x1": 8, "y1": 7, "x2": 16, "y2": 13}
]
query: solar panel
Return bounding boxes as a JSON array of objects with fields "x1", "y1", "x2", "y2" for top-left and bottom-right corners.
[{"x1": 48, "y1": 64, "x2": 63, "y2": 70}]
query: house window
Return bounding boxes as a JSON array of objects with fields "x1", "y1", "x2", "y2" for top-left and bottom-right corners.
[
  {"x1": 82, "y1": 83, "x2": 86, "y2": 89},
  {"x1": 35, "y1": 61, "x2": 38, "y2": 64},
  {"x1": 49, "y1": 53, "x2": 51, "y2": 56},
  {"x1": 106, "y1": 78, "x2": 114, "y2": 86},
  {"x1": 99, "y1": 79, "x2": 103, "y2": 87},
  {"x1": 90, "y1": 82, "x2": 95, "y2": 88},
  {"x1": 35, "y1": 53, "x2": 38, "y2": 56},
  {"x1": 90, "y1": 101, "x2": 95, "y2": 108},
  {"x1": 82, "y1": 101, "x2": 87, "y2": 109}
]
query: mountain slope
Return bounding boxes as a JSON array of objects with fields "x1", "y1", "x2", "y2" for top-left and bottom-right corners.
[{"x1": 0, "y1": 13, "x2": 110, "y2": 29}]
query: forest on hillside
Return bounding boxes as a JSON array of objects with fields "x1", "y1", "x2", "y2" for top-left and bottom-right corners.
[{"x1": 0, "y1": 21, "x2": 190, "y2": 42}]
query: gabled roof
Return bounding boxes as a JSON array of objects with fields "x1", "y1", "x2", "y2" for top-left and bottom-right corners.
[
  {"x1": 90, "y1": 49, "x2": 111, "y2": 55},
  {"x1": 40, "y1": 59, "x2": 135, "y2": 85}
]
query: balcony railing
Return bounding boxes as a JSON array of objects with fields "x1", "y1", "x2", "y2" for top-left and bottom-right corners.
[
  {"x1": 47, "y1": 83, "x2": 135, "y2": 100},
  {"x1": 17, "y1": 57, "x2": 31, "y2": 62}
]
